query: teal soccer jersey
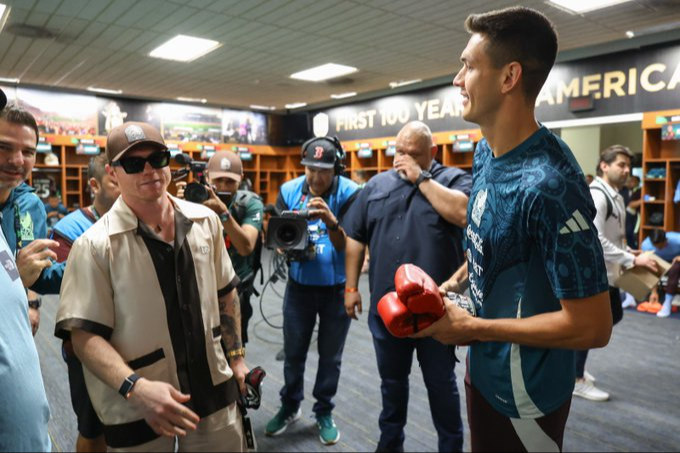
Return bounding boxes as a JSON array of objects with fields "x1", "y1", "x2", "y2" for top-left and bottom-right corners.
[{"x1": 467, "y1": 126, "x2": 608, "y2": 419}]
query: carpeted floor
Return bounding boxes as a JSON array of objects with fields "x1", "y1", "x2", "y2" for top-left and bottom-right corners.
[{"x1": 36, "y1": 261, "x2": 680, "y2": 452}]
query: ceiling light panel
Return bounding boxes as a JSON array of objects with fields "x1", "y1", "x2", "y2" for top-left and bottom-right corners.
[
  {"x1": 331, "y1": 92, "x2": 357, "y2": 99},
  {"x1": 548, "y1": 0, "x2": 633, "y2": 14},
  {"x1": 150, "y1": 35, "x2": 221, "y2": 62},
  {"x1": 250, "y1": 105, "x2": 276, "y2": 111},
  {"x1": 290, "y1": 63, "x2": 358, "y2": 82},
  {"x1": 87, "y1": 87, "x2": 122, "y2": 95}
]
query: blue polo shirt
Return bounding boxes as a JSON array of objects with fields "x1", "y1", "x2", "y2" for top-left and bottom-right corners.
[
  {"x1": 343, "y1": 162, "x2": 472, "y2": 311},
  {"x1": 277, "y1": 175, "x2": 359, "y2": 286},
  {"x1": 641, "y1": 231, "x2": 680, "y2": 263},
  {"x1": 467, "y1": 126, "x2": 608, "y2": 419}
]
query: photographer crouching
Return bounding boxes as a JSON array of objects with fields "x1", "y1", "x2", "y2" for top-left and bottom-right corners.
[
  {"x1": 176, "y1": 151, "x2": 264, "y2": 346},
  {"x1": 264, "y1": 137, "x2": 359, "y2": 446}
]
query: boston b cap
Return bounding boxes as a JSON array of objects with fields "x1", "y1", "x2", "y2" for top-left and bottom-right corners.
[
  {"x1": 301, "y1": 137, "x2": 339, "y2": 170},
  {"x1": 208, "y1": 151, "x2": 243, "y2": 183},
  {"x1": 106, "y1": 122, "x2": 167, "y2": 162}
]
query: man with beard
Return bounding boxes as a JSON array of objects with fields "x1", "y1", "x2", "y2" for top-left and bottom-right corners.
[
  {"x1": 51, "y1": 153, "x2": 120, "y2": 452},
  {"x1": 575, "y1": 145, "x2": 659, "y2": 402}
]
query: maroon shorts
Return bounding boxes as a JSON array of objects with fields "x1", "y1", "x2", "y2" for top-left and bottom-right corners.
[{"x1": 466, "y1": 374, "x2": 571, "y2": 452}]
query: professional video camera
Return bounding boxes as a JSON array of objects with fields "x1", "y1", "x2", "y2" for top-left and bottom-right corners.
[
  {"x1": 265, "y1": 205, "x2": 316, "y2": 262},
  {"x1": 173, "y1": 153, "x2": 231, "y2": 204},
  {"x1": 173, "y1": 153, "x2": 210, "y2": 203}
]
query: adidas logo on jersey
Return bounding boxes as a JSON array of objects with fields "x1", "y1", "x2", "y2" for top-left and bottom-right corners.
[{"x1": 559, "y1": 210, "x2": 590, "y2": 235}]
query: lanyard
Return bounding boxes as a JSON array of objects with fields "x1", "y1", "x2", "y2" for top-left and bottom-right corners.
[
  {"x1": 13, "y1": 202, "x2": 22, "y2": 252},
  {"x1": 90, "y1": 206, "x2": 101, "y2": 221},
  {"x1": 298, "y1": 194, "x2": 307, "y2": 211}
]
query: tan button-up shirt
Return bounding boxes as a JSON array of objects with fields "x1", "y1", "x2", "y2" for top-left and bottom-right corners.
[{"x1": 55, "y1": 195, "x2": 240, "y2": 445}]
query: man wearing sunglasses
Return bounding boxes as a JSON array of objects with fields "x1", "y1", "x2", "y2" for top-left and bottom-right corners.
[{"x1": 56, "y1": 122, "x2": 249, "y2": 452}]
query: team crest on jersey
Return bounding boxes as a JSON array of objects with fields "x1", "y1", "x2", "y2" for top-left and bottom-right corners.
[
  {"x1": 471, "y1": 189, "x2": 487, "y2": 227},
  {"x1": 20, "y1": 212, "x2": 35, "y2": 241}
]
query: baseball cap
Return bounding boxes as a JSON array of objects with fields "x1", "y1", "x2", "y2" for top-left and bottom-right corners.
[
  {"x1": 44, "y1": 152, "x2": 60, "y2": 166},
  {"x1": 301, "y1": 137, "x2": 340, "y2": 170},
  {"x1": 0, "y1": 87, "x2": 7, "y2": 110},
  {"x1": 106, "y1": 122, "x2": 167, "y2": 162},
  {"x1": 208, "y1": 151, "x2": 243, "y2": 183}
]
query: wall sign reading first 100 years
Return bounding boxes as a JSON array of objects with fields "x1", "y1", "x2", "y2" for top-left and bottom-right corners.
[{"x1": 314, "y1": 41, "x2": 680, "y2": 141}]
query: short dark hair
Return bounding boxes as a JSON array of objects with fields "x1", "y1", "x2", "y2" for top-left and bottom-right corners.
[
  {"x1": 88, "y1": 154, "x2": 108, "y2": 183},
  {"x1": 596, "y1": 145, "x2": 635, "y2": 176},
  {"x1": 650, "y1": 229, "x2": 666, "y2": 246},
  {"x1": 465, "y1": 6, "x2": 558, "y2": 101},
  {"x1": 0, "y1": 103, "x2": 40, "y2": 144}
]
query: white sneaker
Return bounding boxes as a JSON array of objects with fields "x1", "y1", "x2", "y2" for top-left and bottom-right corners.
[
  {"x1": 573, "y1": 380, "x2": 609, "y2": 402},
  {"x1": 583, "y1": 371, "x2": 596, "y2": 383},
  {"x1": 621, "y1": 293, "x2": 637, "y2": 309},
  {"x1": 672, "y1": 295, "x2": 680, "y2": 307},
  {"x1": 657, "y1": 302, "x2": 672, "y2": 318}
]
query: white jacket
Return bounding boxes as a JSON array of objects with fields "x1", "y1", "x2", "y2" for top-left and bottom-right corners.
[{"x1": 590, "y1": 177, "x2": 635, "y2": 286}]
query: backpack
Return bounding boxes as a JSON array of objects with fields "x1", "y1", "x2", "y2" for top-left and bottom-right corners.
[
  {"x1": 232, "y1": 190, "x2": 264, "y2": 295},
  {"x1": 589, "y1": 185, "x2": 614, "y2": 221}
]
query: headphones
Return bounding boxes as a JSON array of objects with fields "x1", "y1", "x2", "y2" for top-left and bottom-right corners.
[{"x1": 301, "y1": 136, "x2": 346, "y2": 176}]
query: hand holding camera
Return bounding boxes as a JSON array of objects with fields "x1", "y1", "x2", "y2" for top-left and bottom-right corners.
[{"x1": 306, "y1": 197, "x2": 338, "y2": 229}]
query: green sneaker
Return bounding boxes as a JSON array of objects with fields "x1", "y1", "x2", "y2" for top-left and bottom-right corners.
[
  {"x1": 265, "y1": 405, "x2": 301, "y2": 436},
  {"x1": 316, "y1": 414, "x2": 340, "y2": 446}
]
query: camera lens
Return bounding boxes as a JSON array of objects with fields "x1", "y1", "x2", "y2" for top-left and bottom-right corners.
[
  {"x1": 277, "y1": 224, "x2": 300, "y2": 246},
  {"x1": 184, "y1": 182, "x2": 209, "y2": 203}
]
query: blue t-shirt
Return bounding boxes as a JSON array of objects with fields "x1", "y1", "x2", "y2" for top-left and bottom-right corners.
[
  {"x1": 641, "y1": 232, "x2": 680, "y2": 263},
  {"x1": 467, "y1": 126, "x2": 608, "y2": 419},
  {"x1": 44, "y1": 202, "x2": 69, "y2": 229},
  {"x1": 277, "y1": 175, "x2": 359, "y2": 286},
  {"x1": 52, "y1": 208, "x2": 96, "y2": 245},
  {"x1": 0, "y1": 229, "x2": 51, "y2": 452}
]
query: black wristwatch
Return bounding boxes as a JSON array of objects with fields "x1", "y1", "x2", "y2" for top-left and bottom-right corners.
[
  {"x1": 328, "y1": 218, "x2": 340, "y2": 232},
  {"x1": 119, "y1": 373, "x2": 141, "y2": 399},
  {"x1": 415, "y1": 170, "x2": 433, "y2": 188},
  {"x1": 28, "y1": 296, "x2": 42, "y2": 310}
]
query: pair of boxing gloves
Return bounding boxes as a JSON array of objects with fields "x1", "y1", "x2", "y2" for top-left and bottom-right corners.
[{"x1": 377, "y1": 264, "x2": 479, "y2": 338}]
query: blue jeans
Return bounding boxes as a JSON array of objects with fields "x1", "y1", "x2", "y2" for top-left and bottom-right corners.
[
  {"x1": 369, "y1": 313, "x2": 464, "y2": 453},
  {"x1": 280, "y1": 279, "x2": 351, "y2": 416}
]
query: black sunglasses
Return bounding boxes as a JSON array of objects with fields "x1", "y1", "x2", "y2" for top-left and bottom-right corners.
[{"x1": 112, "y1": 150, "x2": 170, "y2": 174}]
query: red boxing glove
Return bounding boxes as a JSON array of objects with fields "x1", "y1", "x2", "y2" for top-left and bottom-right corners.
[{"x1": 377, "y1": 264, "x2": 445, "y2": 338}]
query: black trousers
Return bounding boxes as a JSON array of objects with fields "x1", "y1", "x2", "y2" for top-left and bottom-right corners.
[{"x1": 239, "y1": 290, "x2": 253, "y2": 345}]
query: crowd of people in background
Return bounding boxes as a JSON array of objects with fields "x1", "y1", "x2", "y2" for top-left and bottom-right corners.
[{"x1": 1, "y1": 5, "x2": 679, "y2": 453}]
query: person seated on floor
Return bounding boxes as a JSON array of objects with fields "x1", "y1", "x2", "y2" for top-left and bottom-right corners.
[
  {"x1": 44, "y1": 192, "x2": 69, "y2": 230},
  {"x1": 641, "y1": 228, "x2": 680, "y2": 317}
]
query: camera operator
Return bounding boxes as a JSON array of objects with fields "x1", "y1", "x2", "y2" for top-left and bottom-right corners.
[
  {"x1": 264, "y1": 137, "x2": 359, "y2": 446},
  {"x1": 177, "y1": 151, "x2": 264, "y2": 345}
]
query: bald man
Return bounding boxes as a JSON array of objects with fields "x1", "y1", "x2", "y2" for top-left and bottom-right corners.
[{"x1": 343, "y1": 122, "x2": 472, "y2": 452}]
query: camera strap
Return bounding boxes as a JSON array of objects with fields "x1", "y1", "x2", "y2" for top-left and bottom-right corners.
[{"x1": 298, "y1": 194, "x2": 307, "y2": 210}]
